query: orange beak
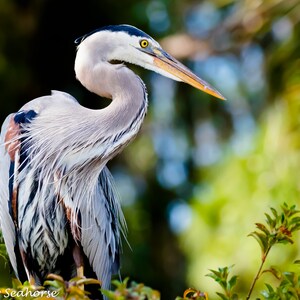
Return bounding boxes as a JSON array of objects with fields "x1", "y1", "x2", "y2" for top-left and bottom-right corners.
[{"x1": 151, "y1": 48, "x2": 226, "y2": 100}]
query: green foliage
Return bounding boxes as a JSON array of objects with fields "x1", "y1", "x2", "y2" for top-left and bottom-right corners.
[
  {"x1": 206, "y1": 264, "x2": 300, "y2": 300},
  {"x1": 206, "y1": 266, "x2": 238, "y2": 300},
  {"x1": 0, "y1": 278, "x2": 57, "y2": 300},
  {"x1": 0, "y1": 232, "x2": 8, "y2": 263},
  {"x1": 206, "y1": 204, "x2": 300, "y2": 300},
  {"x1": 102, "y1": 277, "x2": 160, "y2": 299},
  {"x1": 249, "y1": 203, "x2": 300, "y2": 260},
  {"x1": 246, "y1": 204, "x2": 300, "y2": 299},
  {"x1": 43, "y1": 274, "x2": 101, "y2": 299},
  {"x1": 261, "y1": 269, "x2": 300, "y2": 300},
  {"x1": 0, "y1": 276, "x2": 160, "y2": 300},
  {"x1": 0, "y1": 275, "x2": 101, "y2": 300},
  {"x1": 0, "y1": 245, "x2": 8, "y2": 263}
]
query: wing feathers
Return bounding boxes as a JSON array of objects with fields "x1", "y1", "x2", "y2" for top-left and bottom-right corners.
[
  {"x1": 0, "y1": 114, "x2": 20, "y2": 277},
  {"x1": 79, "y1": 166, "x2": 125, "y2": 289}
]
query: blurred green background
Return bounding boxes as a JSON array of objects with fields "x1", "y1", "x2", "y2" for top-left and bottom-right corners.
[{"x1": 1, "y1": 0, "x2": 300, "y2": 299}]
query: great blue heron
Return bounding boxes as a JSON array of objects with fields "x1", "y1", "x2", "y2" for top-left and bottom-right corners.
[{"x1": 0, "y1": 25, "x2": 225, "y2": 297}]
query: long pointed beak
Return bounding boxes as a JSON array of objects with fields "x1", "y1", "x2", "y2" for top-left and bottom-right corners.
[{"x1": 150, "y1": 48, "x2": 226, "y2": 100}]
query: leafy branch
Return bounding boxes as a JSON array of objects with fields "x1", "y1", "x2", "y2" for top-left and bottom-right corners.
[
  {"x1": 206, "y1": 203, "x2": 300, "y2": 300},
  {"x1": 261, "y1": 266, "x2": 300, "y2": 299},
  {"x1": 247, "y1": 203, "x2": 300, "y2": 299},
  {"x1": 206, "y1": 266, "x2": 238, "y2": 300},
  {"x1": 101, "y1": 277, "x2": 161, "y2": 299}
]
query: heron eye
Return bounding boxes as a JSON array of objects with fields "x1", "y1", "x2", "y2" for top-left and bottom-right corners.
[{"x1": 140, "y1": 39, "x2": 149, "y2": 48}]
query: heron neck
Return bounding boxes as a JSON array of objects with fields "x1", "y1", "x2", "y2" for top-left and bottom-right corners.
[
  {"x1": 74, "y1": 59, "x2": 148, "y2": 164},
  {"x1": 76, "y1": 60, "x2": 147, "y2": 129}
]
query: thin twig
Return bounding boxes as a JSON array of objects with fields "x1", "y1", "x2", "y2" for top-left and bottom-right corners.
[{"x1": 246, "y1": 246, "x2": 271, "y2": 300}]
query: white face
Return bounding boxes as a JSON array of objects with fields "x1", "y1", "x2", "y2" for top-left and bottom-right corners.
[{"x1": 102, "y1": 31, "x2": 182, "y2": 82}]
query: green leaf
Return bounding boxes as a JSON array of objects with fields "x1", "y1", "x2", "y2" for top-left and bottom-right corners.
[
  {"x1": 76, "y1": 278, "x2": 101, "y2": 286},
  {"x1": 262, "y1": 267, "x2": 282, "y2": 279},
  {"x1": 11, "y1": 278, "x2": 22, "y2": 289},
  {"x1": 293, "y1": 260, "x2": 300, "y2": 264},
  {"x1": 46, "y1": 274, "x2": 65, "y2": 283},
  {"x1": 101, "y1": 289, "x2": 116, "y2": 298},
  {"x1": 270, "y1": 207, "x2": 278, "y2": 220},
  {"x1": 255, "y1": 223, "x2": 270, "y2": 235},
  {"x1": 265, "y1": 213, "x2": 275, "y2": 228},
  {"x1": 265, "y1": 283, "x2": 275, "y2": 293},
  {"x1": 216, "y1": 292, "x2": 229, "y2": 300},
  {"x1": 43, "y1": 279, "x2": 65, "y2": 289},
  {"x1": 228, "y1": 275, "x2": 238, "y2": 290},
  {"x1": 207, "y1": 270, "x2": 221, "y2": 281},
  {"x1": 248, "y1": 231, "x2": 268, "y2": 253}
]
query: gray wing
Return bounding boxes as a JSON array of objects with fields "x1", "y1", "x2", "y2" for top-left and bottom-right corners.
[
  {"x1": 0, "y1": 114, "x2": 19, "y2": 276},
  {"x1": 79, "y1": 166, "x2": 126, "y2": 289},
  {"x1": 0, "y1": 91, "x2": 79, "y2": 279}
]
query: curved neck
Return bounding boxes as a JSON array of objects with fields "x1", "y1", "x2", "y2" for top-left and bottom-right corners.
[
  {"x1": 76, "y1": 58, "x2": 147, "y2": 127},
  {"x1": 73, "y1": 46, "x2": 148, "y2": 162}
]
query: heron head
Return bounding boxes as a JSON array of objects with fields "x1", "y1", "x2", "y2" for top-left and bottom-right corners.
[{"x1": 75, "y1": 24, "x2": 225, "y2": 100}]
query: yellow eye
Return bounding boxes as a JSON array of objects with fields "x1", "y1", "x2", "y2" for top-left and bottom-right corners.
[{"x1": 140, "y1": 39, "x2": 149, "y2": 48}]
